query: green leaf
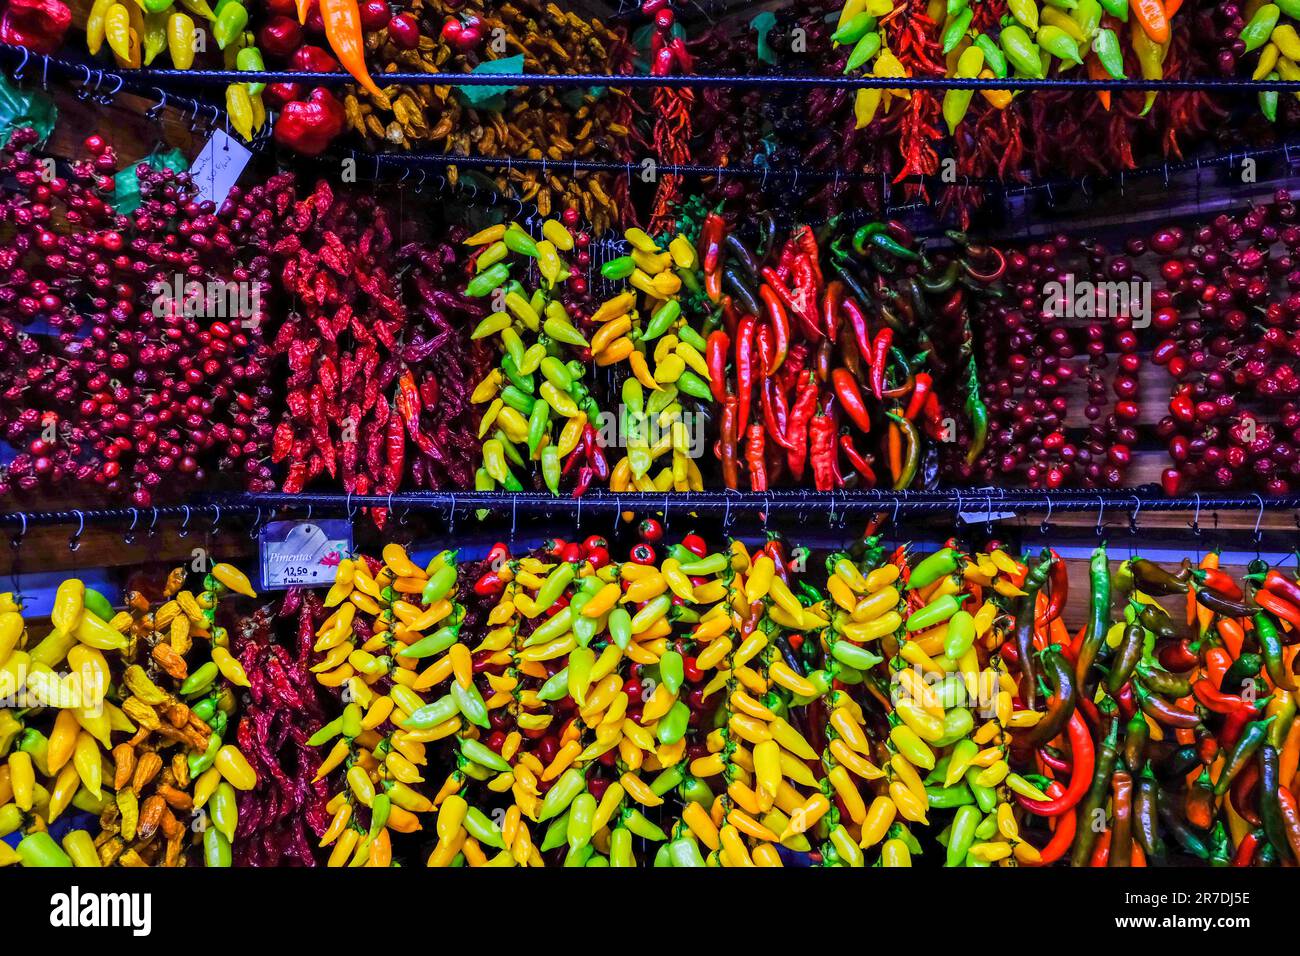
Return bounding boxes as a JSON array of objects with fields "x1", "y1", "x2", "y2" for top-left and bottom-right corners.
[
  {"x1": 751, "y1": 11, "x2": 778, "y2": 65},
  {"x1": 113, "y1": 148, "x2": 188, "y2": 214},
  {"x1": 0, "y1": 73, "x2": 57, "y2": 148}
]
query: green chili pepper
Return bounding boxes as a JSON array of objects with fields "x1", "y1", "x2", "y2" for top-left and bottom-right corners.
[
  {"x1": 644, "y1": 300, "x2": 681, "y2": 340},
  {"x1": 16, "y1": 831, "x2": 72, "y2": 868},
  {"x1": 964, "y1": 767, "x2": 998, "y2": 814},
  {"x1": 539, "y1": 768, "x2": 587, "y2": 821},
  {"x1": 650, "y1": 764, "x2": 684, "y2": 796},
  {"x1": 236, "y1": 46, "x2": 266, "y2": 95},
  {"x1": 945, "y1": 804, "x2": 981, "y2": 865},
  {"x1": 543, "y1": 313, "x2": 589, "y2": 349},
  {"x1": 1092, "y1": 27, "x2": 1127, "y2": 79},
  {"x1": 1215, "y1": 715, "x2": 1275, "y2": 797},
  {"x1": 203, "y1": 826, "x2": 232, "y2": 867},
  {"x1": 830, "y1": 640, "x2": 883, "y2": 671},
  {"x1": 1242, "y1": 4, "x2": 1280, "y2": 53},
  {"x1": 1255, "y1": 611, "x2": 1297, "y2": 691},
  {"x1": 999, "y1": 25, "x2": 1043, "y2": 78},
  {"x1": 844, "y1": 30, "x2": 882, "y2": 72},
  {"x1": 906, "y1": 593, "x2": 968, "y2": 632},
  {"x1": 398, "y1": 625, "x2": 459, "y2": 660},
  {"x1": 211, "y1": 0, "x2": 247, "y2": 49},
  {"x1": 832, "y1": 11, "x2": 876, "y2": 45},
  {"x1": 659, "y1": 650, "x2": 685, "y2": 694},
  {"x1": 566, "y1": 791, "x2": 597, "y2": 851},
  {"x1": 210, "y1": 781, "x2": 238, "y2": 840},
  {"x1": 499, "y1": 385, "x2": 536, "y2": 416},
  {"x1": 541, "y1": 810, "x2": 571, "y2": 851},
  {"x1": 187, "y1": 731, "x2": 222, "y2": 777},
  {"x1": 942, "y1": 7, "x2": 973, "y2": 54},
  {"x1": 463, "y1": 805, "x2": 505, "y2": 848},
  {"x1": 609, "y1": 826, "x2": 634, "y2": 867},
  {"x1": 1261, "y1": 75, "x2": 1280, "y2": 122},
  {"x1": 943, "y1": 609, "x2": 976, "y2": 659},
  {"x1": 935, "y1": 707, "x2": 975, "y2": 747},
  {"x1": 83, "y1": 587, "x2": 115, "y2": 621},
  {"x1": 504, "y1": 226, "x2": 539, "y2": 257},
  {"x1": 608, "y1": 607, "x2": 632, "y2": 650},
  {"x1": 403, "y1": 694, "x2": 459, "y2": 730},
  {"x1": 908, "y1": 548, "x2": 960, "y2": 591},
  {"x1": 451, "y1": 679, "x2": 491, "y2": 730},
  {"x1": 667, "y1": 836, "x2": 706, "y2": 867},
  {"x1": 600, "y1": 256, "x2": 635, "y2": 279},
  {"x1": 467, "y1": 263, "x2": 510, "y2": 297},
  {"x1": 928, "y1": 784, "x2": 976, "y2": 811},
  {"x1": 623, "y1": 807, "x2": 668, "y2": 840},
  {"x1": 973, "y1": 34, "x2": 1008, "y2": 76},
  {"x1": 340, "y1": 702, "x2": 363, "y2": 739},
  {"x1": 180, "y1": 660, "x2": 219, "y2": 697},
  {"x1": 676, "y1": 369, "x2": 713, "y2": 402},
  {"x1": 656, "y1": 700, "x2": 691, "y2": 746}
]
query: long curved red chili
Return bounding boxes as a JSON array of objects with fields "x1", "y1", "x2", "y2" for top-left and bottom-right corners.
[
  {"x1": 1017, "y1": 710, "x2": 1095, "y2": 817},
  {"x1": 758, "y1": 283, "x2": 790, "y2": 375}
]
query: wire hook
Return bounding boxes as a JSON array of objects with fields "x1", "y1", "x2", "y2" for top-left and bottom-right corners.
[
  {"x1": 10, "y1": 512, "x2": 27, "y2": 551},
  {"x1": 1253, "y1": 493, "x2": 1266, "y2": 553},
  {"x1": 1190, "y1": 492, "x2": 1202, "y2": 537},
  {"x1": 12, "y1": 46, "x2": 29, "y2": 82},
  {"x1": 69, "y1": 510, "x2": 84, "y2": 552},
  {"x1": 210, "y1": 504, "x2": 222, "y2": 535},
  {"x1": 125, "y1": 507, "x2": 139, "y2": 545},
  {"x1": 1040, "y1": 495, "x2": 1053, "y2": 536},
  {"x1": 178, "y1": 505, "x2": 191, "y2": 539},
  {"x1": 1095, "y1": 496, "x2": 1106, "y2": 538}
]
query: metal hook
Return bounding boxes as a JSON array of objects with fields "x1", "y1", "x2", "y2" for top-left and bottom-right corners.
[
  {"x1": 1040, "y1": 495, "x2": 1053, "y2": 536},
  {"x1": 210, "y1": 504, "x2": 222, "y2": 535},
  {"x1": 575, "y1": 495, "x2": 582, "y2": 531},
  {"x1": 178, "y1": 505, "x2": 191, "y2": 539},
  {"x1": 10, "y1": 512, "x2": 27, "y2": 551},
  {"x1": 1129, "y1": 496, "x2": 1142, "y2": 535},
  {"x1": 75, "y1": 64, "x2": 93, "y2": 100},
  {"x1": 13, "y1": 46, "x2": 29, "y2": 82},
  {"x1": 1253, "y1": 493, "x2": 1266, "y2": 551},
  {"x1": 125, "y1": 507, "x2": 139, "y2": 545},
  {"x1": 147, "y1": 87, "x2": 169, "y2": 121},
  {"x1": 1190, "y1": 492, "x2": 1202, "y2": 537},
  {"x1": 1095, "y1": 496, "x2": 1106, "y2": 538},
  {"x1": 100, "y1": 73, "x2": 124, "y2": 105},
  {"x1": 345, "y1": 493, "x2": 357, "y2": 521},
  {"x1": 148, "y1": 507, "x2": 159, "y2": 536},
  {"x1": 447, "y1": 494, "x2": 456, "y2": 536},
  {"x1": 69, "y1": 511, "x2": 84, "y2": 552},
  {"x1": 248, "y1": 506, "x2": 263, "y2": 540}
]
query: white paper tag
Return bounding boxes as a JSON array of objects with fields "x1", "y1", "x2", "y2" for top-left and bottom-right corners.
[
  {"x1": 189, "y1": 130, "x2": 252, "y2": 208},
  {"x1": 957, "y1": 510, "x2": 1016, "y2": 525},
  {"x1": 259, "y1": 519, "x2": 352, "y2": 591}
]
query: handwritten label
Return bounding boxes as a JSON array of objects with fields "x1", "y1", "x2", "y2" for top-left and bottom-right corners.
[
  {"x1": 189, "y1": 130, "x2": 252, "y2": 208},
  {"x1": 259, "y1": 519, "x2": 352, "y2": 591}
]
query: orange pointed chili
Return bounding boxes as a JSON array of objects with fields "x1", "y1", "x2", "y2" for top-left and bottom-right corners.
[
  {"x1": 1131, "y1": 0, "x2": 1170, "y2": 43},
  {"x1": 320, "y1": 0, "x2": 385, "y2": 99}
]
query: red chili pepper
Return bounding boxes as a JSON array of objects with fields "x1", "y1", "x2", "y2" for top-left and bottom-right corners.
[
  {"x1": 474, "y1": 570, "x2": 506, "y2": 596},
  {"x1": 1017, "y1": 711, "x2": 1095, "y2": 817},
  {"x1": 822, "y1": 281, "x2": 843, "y2": 343},
  {"x1": 761, "y1": 266, "x2": 820, "y2": 342},
  {"x1": 793, "y1": 225, "x2": 823, "y2": 289},
  {"x1": 756, "y1": 322, "x2": 775, "y2": 382},
  {"x1": 869, "y1": 327, "x2": 893, "y2": 401},
  {"x1": 628, "y1": 543, "x2": 656, "y2": 565},
  {"x1": 757, "y1": 284, "x2": 789, "y2": 376},
  {"x1": 762, "y1": 378, "x2": 796, "y2": 451},
  {"x1": 1260, "y1": 568, "x2": 1300, "y2": 606},
  {"x1": 1256, "y1": 589, "x2": 1300, "y2": 632},
  {"x1": 384, "y1": 408, "x2": 405, "y2": 491},
  {"x1": 745, "y1": 423, "x2": 767, "y2": 491},
  {"x1": 1191, "y1": 677, "x2": 1244, "y2": 714},
  {"x1": 830, "y1": 368, "x2": 872, "y2": 434},
  {"x1": 735, "y1": 315, "x2": 756, "y2": 436},
  {"x1": 699, "y1": 213, "x2": 724, "y2": 274},
  {"x1": 582, "y1": 424, "x2": 609, "y2": 482},
  {"x1": 1231, "y1": 830, "x2": 1261, "y2": 867},
  {"x1": 838, "y1": 433, "x2": 877, "y2": 486},
  {"x1": 720, "y1": 295, "x2": 739, "y2": 339},
  {"x1": 841, "y1": 295, "x2": 873, "y2": 366},
  {"x1": 904, "y1": 372, "x2": 933, "y2": 422},
  {"x1": 809, "y1": 412, "x2": 841, "y2": 492},
  {"x1": 572, "y1": 465, "x2": 595, "y2": 498},
  {"x1": 1037, "y1": 549, "x2": 1068, "y2": 628},
  {"x1": 785, "y1": 373, "x2": 819, "y2": 481},
  {"x1": 717, "y1": 396, "x2": 741, "y2": 489},
  {"x1": 705, "y1": 330, "x2": 730, "y2": 403},
  {"x1": 1027, "y1": 781, "x2": 1077, "y2": 866}
]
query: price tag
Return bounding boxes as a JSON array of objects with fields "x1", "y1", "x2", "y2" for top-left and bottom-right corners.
[
  {"x1": 189, "y1": 129, "x2": 252, "y2": 208},
  {"x1": 258, "y1": 519, "x2": 352, "y2": 591}
]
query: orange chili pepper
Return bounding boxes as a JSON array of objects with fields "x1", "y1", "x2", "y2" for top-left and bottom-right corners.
[
  {"x1": 1085, "y1": 54, "x2": 1111, "y2": 111},
  {"x1": 1205, "y1": 646, "x2": 1233, "y2": 688},
  {"x1": 320, "y1": 0, "x2": 385, "y2": 99},
  {"x1": 1217, "y1": 617, "x2": 1246, "y2": 660},
  {"x1": 1131, "y1": 0, "x2": 1170, "y2": 43}
]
